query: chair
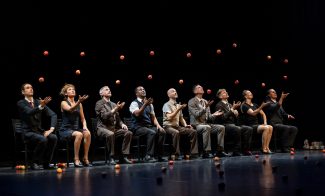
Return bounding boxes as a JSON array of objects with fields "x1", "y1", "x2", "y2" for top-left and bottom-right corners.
[
  {"x1": 124, "y1": 117, "x2": 146, "y2": 161},
  {"x1": 90, "y1": 118, "x2": 109, "y2": 164},
  {"x1": 55, "y1": 119, "x2": 70, "y2": 167},
  {"x1": 11, "y1": 119, "x2": 29, "y2": 168}
]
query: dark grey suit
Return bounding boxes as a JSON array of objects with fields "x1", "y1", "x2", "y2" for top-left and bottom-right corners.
[
  {"x1": 95, "y1": 99, "x2": 132, "y2": 156},
  {"x1": 17, "y1": 99, "x2": 57, "y2": 164},
  {"x1": 188, "y1": 97, "x2": 225, "y2": 152}
]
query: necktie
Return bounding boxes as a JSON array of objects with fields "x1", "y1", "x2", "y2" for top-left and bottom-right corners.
[{"x1": 29, "y1": 102, "x2": 34, "y2": 108}]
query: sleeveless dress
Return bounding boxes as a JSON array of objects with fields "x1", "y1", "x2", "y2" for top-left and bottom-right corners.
[{"x1": 59, "y1": 100, "x2": 83, "y2": 139}]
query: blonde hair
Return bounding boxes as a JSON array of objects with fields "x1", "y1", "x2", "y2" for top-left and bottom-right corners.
[{"x1": 60, "y1": 84, "x2": 75, "y2": 97}]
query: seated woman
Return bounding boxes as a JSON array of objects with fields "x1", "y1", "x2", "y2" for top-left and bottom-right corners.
[
  {"x1": 59, "y1": 84, "x2": 92, "y2": 167},
  {"x1": 238, "y1": 90, "x2": 273, "y2": 154}
]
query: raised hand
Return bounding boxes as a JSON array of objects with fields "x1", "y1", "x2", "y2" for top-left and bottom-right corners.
[
  {"x1": 116, "y1": 101, "x2": 126, "y2": 111},
  {"x1": 177, "y1": 102, "x2": 187, "y2": 110},
  {"x1": 232, "y1": 101, "x2": 241, "y2": 109},
  {"x1": 39, "y1": 96, "x2": 52, "y2": 107},
  {"x1": 212, "y1": 110, "x2": 223, "y2": 116},
  {"x1": 206, "y1": 100, "x2": 214, "y2": 107},
  {"x1": 281, "y1": 92, "x2": 290, "y2": 99},
  {"x1": 144, "y1": 97, "x2": 153, "y2": 105},
  {"x1": 78, "y1": 95, "x2": 89, "y2": 103}
]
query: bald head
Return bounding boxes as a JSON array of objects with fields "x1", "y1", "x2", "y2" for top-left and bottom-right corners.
[{"x1": 167, "y1": 88, "x2": 178, "y2": 99}]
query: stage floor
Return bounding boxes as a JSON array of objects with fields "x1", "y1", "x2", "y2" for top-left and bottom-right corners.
[{"x1": 0, "y1": 150, "x2": 324, "y2": 196}]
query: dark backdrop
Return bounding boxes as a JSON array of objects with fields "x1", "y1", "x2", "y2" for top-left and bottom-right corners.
[{"x1": 3, "y1": 0, "x2": 325, "y2": 165}]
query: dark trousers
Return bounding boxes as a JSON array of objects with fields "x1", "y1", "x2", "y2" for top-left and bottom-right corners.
[
  {"x1": 97, "y1": 127, "x2": 133, "y2": 156},
  {"x1": 273, "y1": 124, "x2": 298, "y2": 149},
  {"x1": 134, "y1": 126, "x2": 166, "y2": 156},
  {"x1": 24, "y1": 132, "x2": 57, "y2": 164},
  {"x1": 164, "y1": 125, "x2": 198, "y2": 155}
]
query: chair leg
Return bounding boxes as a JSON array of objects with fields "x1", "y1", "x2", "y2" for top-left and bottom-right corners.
[
  {"x1": 137, "y1": 138, "x2": 141, "y2": 161},
  {"x1": 104, "y1": 145, "x2": 108, "y2": 164},
  {"x1": 66, "y1": 143, "x2": 70, "y2": 168},
  {"x1": 24, "y1": 144, "x2": 28, "y2": 170}
]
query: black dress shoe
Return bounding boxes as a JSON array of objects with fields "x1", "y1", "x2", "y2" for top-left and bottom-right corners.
[
  {"x1": 43, "y1": 163, "x2": 55, "y2": 169},
  {"x1": 82, "y1": 159, "x2": 93, "y2": 167},
  {"x1": 31, "y1": 163, "x2": 41, "y2": 170},
  {"x1": 216, "y1": 151, "x2": 230, "y2": 157},
  {"x1": 232, "y1": 152, "x2": 243, "y2": 157},
  {"x1": 144, "y1": 155, "x2": 157, "y2": 163},
  {"x1": 243, "y1": 151, "x2": 253, "y2": 156},
  {"x1": 109, "y1": 158, "x2": 117, "y2": 165},
  {"x1": 120, "y1": 157, "x2": 133, "y2": 164},
  {"x1": 281, "y1": 148, "x2": 290, "y2": 153},
  {"x1": 189, "y1": 154, "x2": 199, "y2": 159},
  {"x1": 158, "y1": 157, "x2": 168, "y2": 162},
  {"x1": 74, "y1": 160, "x2": 84, "y2": 168},
  {"x1": 202, "y1": 153, "x2": 214, "y2": 159}
]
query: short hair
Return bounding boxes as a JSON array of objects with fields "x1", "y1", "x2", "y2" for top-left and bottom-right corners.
[
  {"x1": 60, "y1": 84, "x2": 75, "y2": 97},
  {"x1": 217, "y1": 88, "x2": 226, "y2": 97},
  {"x1": 242, "y1": 90, "x2": 249, "y2": 97},
  {"x1": 192, "y1": 84, "x2": 200, "y2": 92},
  {"x1": 99, "y1": 86, "x2": 109, "y2": 97},
  {"x1": 21, "y1": 83, "x2": 31, "y2": 91}
]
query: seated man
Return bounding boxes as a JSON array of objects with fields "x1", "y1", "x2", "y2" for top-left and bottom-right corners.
[
  {"x1": 162, "y1": 88, "x2": 199, "y2": 160},
  {"x1": 95, "y1": 86, "x2": 133, "y2": 164},
  {"x1": 188, "y1": 84, "x2": 229, "y2": 158},
  {"x1": 17, "y1": 83, "x2": 57, "y2": 170},
  {"x1": 264, "y1": 89, "x2": 298, "y2": 153},
  {"x1": 129, "y1": 86, "x2": 166, "y2": 162},
  {"x1": 215, "y1": 89, "x2": 253, "y2": 156}
]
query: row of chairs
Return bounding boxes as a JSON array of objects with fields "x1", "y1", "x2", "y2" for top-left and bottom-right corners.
[
  {"x1": 12, "y1": 117, "x2": 280, "y2": 168},
  {"x1": 11, "y1": 118, "x2": 148, "y2": 168}
]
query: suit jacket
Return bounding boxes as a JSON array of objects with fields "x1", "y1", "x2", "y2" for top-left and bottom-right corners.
[
  {"x1": 188, "y1": 97, "x2": 215, "y2": 125},
  {"x1": 95, "y1": 98, "x2": 123, "y2": 131},
  {"x1": 215, "y1": 101, "x2": 236, "y2": 124},
  {"x1": 17, "y1": 98, "x2": 57, "y2": 133},
  {"x1": 264, "y1": 97, "x2": 288, "y2": 125}
]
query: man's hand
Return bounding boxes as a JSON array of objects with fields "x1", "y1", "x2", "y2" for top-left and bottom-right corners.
[
  {"x1": 212, "y1": 110, "x2": 223, "y2": 116},
  {"x1": 39, "y1": 96, "x2": 52, "y2": 107},
  {"x1": 116, "y1": 101, "x2": 125, "y2": 111},
  {"x1": 177, "y1": 103, "x2": 187, "y2": 110},
  {"x1": 43, "y1": 130, "x2": 52, "y2": 137},
  {"x1": 288, "y1": 114, "x2": 295, "y2": 120},
  {"x1": 121, "y1": 124, "x2": 128, "y2": 130},
  {"x1": 281, "y1": 92, "x2": 290, "y2": 99},
  {"x1": 232, "y1": 101, "x2": 241, "y2": 109},
  {"x1": 206, "y1": 100, "x2": 214, "y2": 107},
  {"x1": 143, "y1": 97, "x2": 153, "y2": 106}
]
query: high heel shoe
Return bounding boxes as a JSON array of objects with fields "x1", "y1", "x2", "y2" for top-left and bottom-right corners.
[
  {"x1": 82, "y1": 159, "x2": 93, "y2": 167},
  {"x1": 74, "y1": 159, "x2": 83, "y2": 168}
]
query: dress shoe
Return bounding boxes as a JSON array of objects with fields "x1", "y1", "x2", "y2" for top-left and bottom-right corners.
[
  {"x1": 120, "y1": 156, "x2": 133, "y2": 164},
  {"x1": 202, "y1": 153, "x2": 214, "y2": 159},
  {"x1": 243, "y1": 151, "x2": 253, "y2": 156},
  {"x1": 109, "y1": 158, "x2": 117, "y2": 165},
  {"x1": 158, "y1": 156, "x2": 168, "y2": 162},
  {"x1": 281, "y1": 148, "x2": 290, "y2": 153},
  {"x1": 74, "y1": 159, "x2": 84, "y2": 168},
  {"x1": 170, "y1": 154, "x2": 182, "y2": 161},
  {"x1": 189, "y1": 154, "x2": 199, "y2": 159},
  {"x1": 215, "y1": 151, "x2": 230, "y2": 157},
  {"x1": 31, "y1": 163, "x2": 41, "y2": 170},
  {"x1": 82, "y1": 159, "x2": 93, "y2": 167},
  {"x1": 232, "y1": 152, "x2": 243, "y2": 156},
  {"x1": 43, "y1": 163, "x2": 55, "y2": 169},
  {"x1": 144, "y1": 155, "x2": 157, "y2": 163}
]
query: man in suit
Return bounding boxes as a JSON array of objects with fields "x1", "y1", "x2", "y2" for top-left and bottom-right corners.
[
  {"x1": 17, "y1": 83, "x2": 57, "y2": 170},
  {"x1": 129, "y1": 86, "x2": 166, "y2": 162},
  {"x1": 95, "y1": 86, "x2": 133, "y2": 164},
  {"x1": 215, "y1": 89, "x2": 253, "y2": 156},
  {"x1": 264, "y1": 89, "x2": 298, "y2": 153},
  {"x1": 188, "y1": 84, "x2": 229, "y2": 158}
]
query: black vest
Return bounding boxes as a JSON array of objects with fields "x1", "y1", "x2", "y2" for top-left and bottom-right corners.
[{"x1": 130, "y1": 99, "x2": 152, "y2": 130}]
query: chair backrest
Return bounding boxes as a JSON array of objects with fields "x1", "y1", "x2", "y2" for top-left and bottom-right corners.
[{"x1": 11, "y1": 119, "x2": 23, "y2": 135}]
